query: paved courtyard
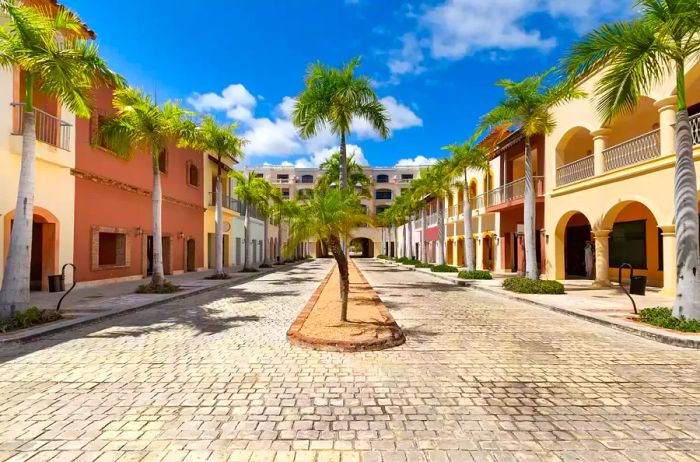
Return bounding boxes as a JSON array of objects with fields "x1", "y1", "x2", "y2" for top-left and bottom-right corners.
[{"x1": 1, "y1": 259, "x2": 700, "y2": 462}]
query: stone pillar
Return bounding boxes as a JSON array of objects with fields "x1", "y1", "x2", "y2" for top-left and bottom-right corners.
[
  {"x1": 654, "y1": 96, "x2": 677, "y2": 157},
  {"x1": 591, "y1": 128, "x2": 612, "y2": 176},
  {"x1": 660, "y1": 225, "x2": 677, "y2": 297},
  {"x1": 592, "y1": 229, "x2": 612, "y2": 287},
  {"x1": 516, "y1": 233, "x2": 526, "y2": 276}
]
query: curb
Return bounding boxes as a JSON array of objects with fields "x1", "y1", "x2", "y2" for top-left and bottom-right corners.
[
  {"x1": 374, "y1": 259, "x2": 700, "y2": 350},
  {"x1": 287, "y1": 260, "x2": 405, "y2": 352},
  {"x1": 1, "y1": 261, "x2": 307, "y2": 345}
]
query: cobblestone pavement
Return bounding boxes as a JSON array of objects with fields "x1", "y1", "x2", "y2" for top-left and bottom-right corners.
[{"x1": 1, "y1": 258, "x2": 700, "y2": 462}]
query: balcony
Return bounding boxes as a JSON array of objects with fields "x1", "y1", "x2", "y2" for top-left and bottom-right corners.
[
  {"x1": 427, "y1": 213, "x2": 438, "y2": 227},
  {"x1": 11, "y1": 103, "x2": 72, "y2": 151},
  {"x1": 274, "y1": 178, "x2": 291, "y2": 184},
  {"x1": 603, "y1": 129, "x2": 660, "y2": 172},
  {"x1": 556, "y1": 155, "x2": 594, "y2": 187},
  {"x1": 486, "y1": 176, "x2": 544, "y2": 209},
  {"x1": 691, "y1": 113, "x2": 700, "y2": 145},
  {"x1": 209, "y1": 193, "x2": 243, "y2": 214},
  {"x1": 471, "y1": 193, "x2": 486, "y2": 210},
  {"x1": 397, "y1": 178, "x2": 413, "y2": 184}
]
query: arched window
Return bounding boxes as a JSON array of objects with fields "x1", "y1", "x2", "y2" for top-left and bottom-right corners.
[
  {"x1": 186, "y1": 161, "x2": 199, "y2": 187},
  {"x1": 375, "y1": 189, "x2": 392, "y2": 200},
  {"x1": 376, "y1": 174, "x2": 389, "y2": 183},
  {"x1": 301, "y1": 174, "x2": 314, "y2": 184}
]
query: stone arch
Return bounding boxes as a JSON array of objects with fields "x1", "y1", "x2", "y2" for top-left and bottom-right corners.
[
  {"x1": 555, "y1": 126, "x2": 594, "y2": 168},
  {"x1": 604, "y1": 96, "x2": 659, "y2": 147},
  {"x1": 553, "y1": 210, "x2": 595, "y2": 280}
]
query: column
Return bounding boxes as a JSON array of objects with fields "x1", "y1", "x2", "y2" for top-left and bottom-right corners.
[
  {"x1": 591, "y1": 128, "x2": 612, "y2": 176},
  {"x1": 660, "y1": 225, "x2": 677, "y2": 297},
  {"x1": 517, "y1": 233, "x2": 526, "y2": 276},
  {"x1": 453, "y1": 222, "x2": 459, "y2": 267},
  {"x1": 592, "y1": 229, "x2": 612, "y2": 287},
  {"x1": 655, "y1": 96, "x2": 677, "y2": 157}
]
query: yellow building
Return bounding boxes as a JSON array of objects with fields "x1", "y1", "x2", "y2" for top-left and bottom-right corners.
[
  {"x1": 544, "y1": 62, "x2": 700, "y2": 296},
  {"x1": 0, "y1": 67, "x2": 77, "y2": 291},
  {"x1": 203, "y1": 155, "x2": 240, "y2": 269}
]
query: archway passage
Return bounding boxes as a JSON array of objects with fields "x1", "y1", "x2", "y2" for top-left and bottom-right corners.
[
  {"x1": 350, "y1": 238, "x2": 374, "y2": 258},
  {"x1": 482, "y1": 234, "x2": 494, "y2": 271},
  {"x1": 563, "y1": 213, "x2": 592, "y2": 278},
  {"x1": 186, "y1": 239, "x2": 196, "y2": 272}
]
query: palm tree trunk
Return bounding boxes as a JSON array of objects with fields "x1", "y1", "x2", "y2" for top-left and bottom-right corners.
[
  {"x1": 402, "y1": 222, "x2": 407, "y2": 258},
  {"x1": 277, "y1": 215, "x2": 283, "y2": 263},
  {"x1": 214, "y1": 167, "x2": 224, "y2": 276},
  {"x1": 393, "y1": 224, "x2": 398, "y2": 258},
  {"x1": 243, "y1": 203, "x2": 251, "y2": 270},
  {"x1": 524, "y1": 137, "x2": 538, "y2": 279},
  {"x1": 408, "y1": 215, "x2": 414, "y2": 259},
  {"x1": 262, "y1": 214, "x2": 270, "y2": 266},
  {"x1": 673, "y1": 106, "x2": 700, "y2": 319},
  {"x1": 421, "y1": 208, "x2": 428, "y2": 263},
  {"x1": 339, "y1": 131, "x2": 348, "y2": 189},
  {"x1": 437, "y1": 198, "x2": 445, "y2": 265},
  {"x1": 464, "y1": 171, "x2": 475, "y2": 271},
  {"x1": 329, "y1": 235, "x2": 349, "y2": 322},
  {"x1": 151, "y1": 155, "x2": 165, "y2": 286},
  {"x1": 0, "y1": 110, "x2": 37, "y2": 317}
]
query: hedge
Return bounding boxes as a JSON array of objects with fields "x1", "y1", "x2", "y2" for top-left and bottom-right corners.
[{"x1": 502, "y1": 277, "x2": 565, "y2": 294}]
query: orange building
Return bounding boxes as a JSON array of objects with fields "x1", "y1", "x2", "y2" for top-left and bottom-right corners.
[{"x1": 71, "y1": 85, "x2": 205, "y2": 285}]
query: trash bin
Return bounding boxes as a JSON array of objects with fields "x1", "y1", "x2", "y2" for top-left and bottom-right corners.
[
  {"x1": 629, "y1": 275, "x2": 647, "y2": 296},
  {"x1": 48, "y1": 274, "x2": 64, "y2": 293}
]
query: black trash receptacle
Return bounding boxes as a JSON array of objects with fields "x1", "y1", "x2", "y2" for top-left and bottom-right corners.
[
  {"x1": 630, "y1": 275, "x2": 647, "y2": 296},
  {"x1": 48, "y1": 275, "x2": 64, "y2": 293}
]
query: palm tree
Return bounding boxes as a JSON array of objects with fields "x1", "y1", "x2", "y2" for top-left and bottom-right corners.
[
  {"x1": 0, "y1": 2, "x2": 122, "y2": 316},
  {"x1": 563, "y1": 0, "x2": 700, "y2": 319},
  {"x1": 410, "y1": 176, "x2": 431, "y2": 263},
  {"x1": 286, "y1": 186, "x2": 370, "y2": 321},
  {"x1": 292, "y1": 57, "x2": 390, "y2": 188},
  {"x1": 415, "y1": 160, "x2": 454, "y2": 265},
  {"x1": 481, "y1": 71, "x2": 584, "y2": 279},
  {"x1": 180, "y1": 116, "x2": 246, "y2": 278},
  {"x1": 443, "y1": 136, "x2": 490, "y2": 271},
  {"x1": 318, "y1": 151, "x2": 371, "y2": 195},
  {"x1": 271, "y1": 191, "x2": 302, "y2": 263},
  {"x1": 95, "y1": 87, "x2": 191, "y2": 288},
  {"x1": 231, "y1": 171, "x2": 270, "y2": 271},
  {"x1": 258, "y1": 180, "x2": 278, "y2": 267}
]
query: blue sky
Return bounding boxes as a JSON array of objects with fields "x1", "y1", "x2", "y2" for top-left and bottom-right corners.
[{"x1": 66, "y1": 0, "x2": 631, "y2": 168}]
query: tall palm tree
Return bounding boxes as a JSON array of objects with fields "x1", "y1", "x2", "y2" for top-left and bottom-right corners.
[
  {"x1": 563, "y1": 0, "x2": 700, "y2": 319},
  {"x1": 415, "y1": 160, "x2": 454, "y2": 265},
  {"x1": 271, "y1": 191, "x2": 301, "y2": 263},
  {"x1": 231, "y1": 171, "x2": 270, "y2": 271},
  {"x1": 443, "y1": 136, "x2": 490, "y2": 271},
  {"x1": 287, "y1": 186, "x2": 370, "y2": 321},
  {"x1": 410, "y1": 176, "x2": 431, "y2": 263},
  {"x1": 481, "y1": 71, "x2": 584, "y2": 279},
  {"x1": 258, "y1": 180, "x2": 278, "y2": 267},
  {"x1": 95, "y1": 88, "x2": 191, "y2": 288},
  {"x1": 0, "y1": 2, "x2": 122, "y2": 316},
  {"x1": 180, "y1": 116, "x2": 246, "y2": 278},
  {"x1": 292, "y1": 57, "x2": 390, "y2": 188}
]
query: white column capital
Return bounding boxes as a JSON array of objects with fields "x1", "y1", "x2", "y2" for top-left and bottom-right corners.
[
  {"x1": 592, "y1": 229, "x2": 612, "y2": 239},
  {"x1": 654, "y1": 96, "x2": 677, "y2": 112},
  {"x1": 591, "y1": 128, "x2": 612, "y2": 140},
  {"x1": 659, "y1": 224, "x2": 676, "y2": 236}
]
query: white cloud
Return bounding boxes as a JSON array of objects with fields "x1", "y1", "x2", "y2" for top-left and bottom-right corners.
[
  {"x1": 294, "y1": 144, "x2": 367, "y2": 168},
  {"x1": 387, "y1": 33, "x2": 425, "y2": 77},
  {"x1": 187, "y1": 84, "x2": 257, "y2": 122},
  {"x1": 352, "y1": 96, "x2": 423, "y2": 139},
  {"x1": 396, "y1": 155, "x2": 439, "y2": 167}
]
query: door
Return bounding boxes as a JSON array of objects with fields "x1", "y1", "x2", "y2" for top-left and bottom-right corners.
[
  {"x1": 30, "y1": 222, "x2": 43, "y2": 291},
  {"x1": 147, "y1": 235, "x2": 154, "y2": 275},
  {"x1": 186, "y1": 239, "x2": 196, "y2": 272}
]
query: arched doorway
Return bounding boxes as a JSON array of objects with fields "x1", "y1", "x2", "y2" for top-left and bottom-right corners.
[
  {"x1": 456, "y1": 238, "x2": 464, "y2": 267},
  {"x1": 563, "y1": 213, "x2": 592, "y2": 278},
  {"x1": 349, "y1": 238, "x2": 374, "y2": 258},
  {"x1": 186, "y1": 239, "x2": 196, "y2": 272},
  {"x1": 482, "y1": 233, "x2": 494, "y2": 271}
]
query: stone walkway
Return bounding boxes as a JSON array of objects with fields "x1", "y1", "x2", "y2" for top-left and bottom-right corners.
[{"x1": 0, "y1": 258, "x2": 700, "y2": 461}]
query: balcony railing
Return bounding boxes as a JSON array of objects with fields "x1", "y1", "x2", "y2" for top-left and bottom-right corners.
[
  {"x1": 397, "y1": 178, "x2": 413, "y2": 184},
  {"x1": 487, "y1": 176, "x2": 544, "y2": 208},
  {"x1": 209, "y1": 193, "x2": 243, "y2": 214},
  {"x1": 603, "y1": 129, "x2": 660, "y2": 172},
  {"x1": 556, "y1": 155, "x2": 594, "y2": 186},
  {"x1": 448, "y1": 204, "x2": 458, "y2": 217},
  {"x1": 415, "y1": 218, "x2": 422, "y2": 229},
  {"x1": 274, "y1": 178, "x2": 291, "y2": 184},
  {"x1": 691, "y1": 113, "x2": 700, "y2": 146},
  {"x1": 471, "y1": 193, "x2": 485, "y2": 210},
  {"x1": 427, "y1": 213, "x2": 438, "y2": 226},
  {"x1": 11, "y1": 103, "x2": 72, "y2": 151}
]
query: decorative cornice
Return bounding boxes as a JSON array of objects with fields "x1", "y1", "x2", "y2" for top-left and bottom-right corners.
[{"x1": 71, "y1": 168, "x2": 206, "y2": 212}]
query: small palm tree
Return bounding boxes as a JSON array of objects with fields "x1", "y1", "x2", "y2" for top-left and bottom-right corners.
[
  {"x1": 271, "y1": 191, "x2": 301, "y2": 263},
  {"x1": 286, "y1": 186, "x2": 371, "y2": 321},
  {"x1": 231, "y1": 171, "x2": 270, "y2": 271},
  {"x1": 95, "y1": 87, "x2": 192, "y2": 288},
  {"x1": 318, "y1": 151, "x2": 371, "y2": 195},
  {"x1": 410, "y1": 176, "x2": 431, "y2": 263},
  {"x1": 481, "y1": 70, "x2": 584, "y2": 279},
  {"x1": 292, "y1": 57, "x2": 390, "y2": 188},
  {"x1": 0, "y1": 2, "x2": 122, "y2": 315},
  {"x1": 414, "y1": 160, "x2": 455, "y2": 265},
  {"x1": 443, "y1": 135, "x2": 490, "y2": 271},
  {"x1": 180, "y1": 116, "x2": 246, "y2": 278},
  {"x1": 563, "y1": 0, "x2": 700, "y2": 319}
]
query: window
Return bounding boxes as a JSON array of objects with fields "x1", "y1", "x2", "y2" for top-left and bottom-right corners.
[
  {"x1": 375, "y1": 189, "x2": 392, "y2": 200},
  {"x1": 255, "y1": 173, "x2": 264, "y2": 178},
  {"x1": 282, "y1": 188, "x2": 290, "y2": 199},
  {"x1": 401, "y1": 174, "x2": 413, "y2": 180},
  {"x1": 610, "y1": 220, "x2": 646, "y2": 269},
  {"x1": 376, "y1": 174, "x2": 389, "y2": 183},
  {"x1": 376, "y1": 205, "x2": 389, "y2": 215},
  {"x1": 92, "y1": 226, "x2": 129, "y2": 270},
  {"x1": 158, "y1": 148, "x2": 168, "y2": 174},
  {"x1": 277, "y1": 174, "x2": 289, "y2": 183},
  {"x1": 186, "y1": 161, "x2": 199, "y2": 187},
  {"x1": 301, "y1": 175, "x2": 314, "y2": 184}
]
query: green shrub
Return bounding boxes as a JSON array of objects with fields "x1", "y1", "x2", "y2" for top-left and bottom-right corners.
[
  {"x1": 204, "y1": 273, "x2": 232, "y2": 280},
  {"x1": 136, "y1": 281, "x2": 181, "y2": 294},
  {"x1": 414, "y1": 262, "x2": 434, "y2": 269},
  {"x1": 639, "y1": 307, "x2": 700, "y2": 332},
  {"x1": 0, "y1": 307, "x2": 63, "y2": 333},
  {"x1": 397, "y1": 257, "x2": 420, "y2": 265},
  {"x1": 502, "y1": 277, "x2": 565, "y2": 294},
  {"x1": 431, "y1": 264, "x2": 459, "y2": 273},
  {"x1": 377, "y1": 255, "x2": 389, "y2": 260},
  {"x1": 458, "y1": 270, "x2": 493, "y2": 280}
]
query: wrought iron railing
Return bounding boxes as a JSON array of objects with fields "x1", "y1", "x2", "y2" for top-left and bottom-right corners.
[
  {"x1": 487, "y1": 176, "x2": 544, "y2": 207},
  {"x1": 11, "y1": 102, "x2": 72, "y2": 151},
  {"x1": 556, "y1": 155, "x2": 594, "y2": 186},
  {"x1": 691, "y1": 113, "x2": 700, "y2": 146},
  {"x1": 209, "y1": 193, "x2": 244, "y2": 214},
  {"x1": 274, "y1": 178, "x2": 291, "y2": 184},
  {"x1": 471, "y1": 193, "x2": 485, "y2": 210},
  {"x1": 603, "y1": 129, "x2": 660, "y2": 172}
]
